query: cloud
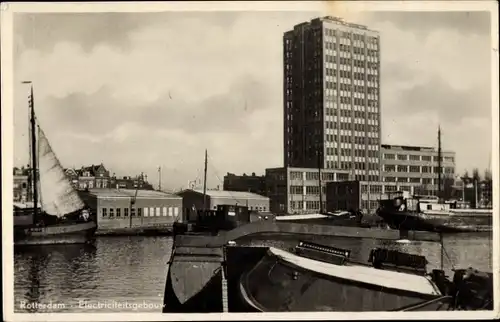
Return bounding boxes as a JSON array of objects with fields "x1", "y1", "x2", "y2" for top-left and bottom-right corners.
[
  {"x1": 363, "y1": 11, "x2": 491, "y2": 37},
  {"x1": 12, "y1": 11, "x2": 493, "y2": 189}
]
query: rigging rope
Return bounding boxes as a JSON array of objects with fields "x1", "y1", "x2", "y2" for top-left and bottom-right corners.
[{"x1": 206, "y1": 154, "x2": 240, "y2": 203}]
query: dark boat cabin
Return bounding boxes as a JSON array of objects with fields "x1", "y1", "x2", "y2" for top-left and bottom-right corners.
[{"x1": 195, "y1": 204, "x2": 252, "y2": 231}]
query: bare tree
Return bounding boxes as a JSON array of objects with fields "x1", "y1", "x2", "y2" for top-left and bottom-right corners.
[{"x1": 472, "y1": 168, "x2": 481, "y2": 182}]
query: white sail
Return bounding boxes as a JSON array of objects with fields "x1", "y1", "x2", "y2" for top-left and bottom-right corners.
[{"x1": 37, "y1": 126, "x2": 85, "y2": 217}]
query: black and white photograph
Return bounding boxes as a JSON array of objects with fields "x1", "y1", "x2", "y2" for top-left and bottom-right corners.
[{"x1": 1, "y1": 1, "x2": 498, "y2": 320}]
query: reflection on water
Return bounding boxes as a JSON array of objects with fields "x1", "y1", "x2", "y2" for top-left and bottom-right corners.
[
  {"x1": 14, "y1": 237, "x2": 173, "y2": 312},
  {"x1": 14, "y1": 233, "x2": 492, "y2": 312}
]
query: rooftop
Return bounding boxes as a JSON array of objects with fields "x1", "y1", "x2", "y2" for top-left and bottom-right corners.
[
  {"x1": 179, "y1": 189, "x2": 269, "y2": 200},
  {"x1": 85, "y1": 188, "x2": 181, "y2": 199},
  {"x1": 381, "y1": 144, "x2": 455, "y2": 154}
]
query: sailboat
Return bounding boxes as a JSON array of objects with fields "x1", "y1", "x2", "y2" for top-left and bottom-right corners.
[{"x1": 14, "y1": 83, "x2": 97, "y2": 246}]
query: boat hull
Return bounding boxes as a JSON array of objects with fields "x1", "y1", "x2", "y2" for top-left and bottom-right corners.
[
  {"x1": 163, "y1": 245, "x2": 451, "y2": 312},
  {"x1": 14, "y1": 221, "x2": 97, "y2": 246},
  {"x1": 237, "y1": 248, "x2": 448, "y2": 312},
  {"x1": 377, "y1": 209, "x2": 492, "y2": 233}
]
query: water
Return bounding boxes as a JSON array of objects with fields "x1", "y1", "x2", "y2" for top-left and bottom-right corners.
[
  {"x1": 14, "y1": 233, "x2": 493, "y2": 313},
  {"x1": 14, "y1": 236, "x2": 172, "y2": 313}
]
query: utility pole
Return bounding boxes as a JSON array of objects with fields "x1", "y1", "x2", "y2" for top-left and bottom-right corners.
[
  {"x1": 158, "y1": 166, "x2": 162, "y2": 191},
  {"x1": 437, "y1": 126, "x2": 442, "y2": 201}
]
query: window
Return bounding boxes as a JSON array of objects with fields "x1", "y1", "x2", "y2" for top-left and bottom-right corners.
[
  {"x1": 156, "y1": 207, "x2": 161, "y2": 217},
  {"x1": 174, "y1": 207, "x2": 179, "y2": 217},
  {"x1": 102, "y1": 208, "x2": 107, "y2": 217},
  {"x1": 409, "y1": 155, "x2": 420, "y2": 161},
  {"x1": 306, "y1": 172, "x2": 319, "y2": 180},
  {"x1": 422, "y1": 166, "x2": 431, "y2": 173},
  {"x1": 370, "y1": 185, "x2": 382, "y2": 193},
  {"x1": 410, "y1": 178, "x2": 421, "y2": 183},
  {"x1": 169, "y1": 207, "x2": 173, "y2": 216},
  {"x1": 422, "y1": 178, "x2": 432, "y2": 185},
  {"x1": 144, "y1": 207, "x2": 149, "y2": 217},
  {"x1": 422, "y1": 156, "x2": 432, "y2": 162},
  {"x1": 385, "y1": 185, "x2": 397, "y2": 192},
  {"x1": 163, "y1": 207, "x2": 167, "y2": 216},
  {"x1": 131, "y1": 208, "x2": 136, "y2": 217},
  {"x1": 124, "y1": 208, "x2": 129, "y2": 217},
  {"x1": 409, "y1": 166, "x2": 420, "y2": 173},
  {"x1": 116, "y1": 208, "x2": 121, "y2": 217},
  {"x1": 384, "y1": 177, "x2": 396, "y2": 182},
  {"x1": 397, "y1": 177, "x2": 407, "y2": 183},
  {"x1": 137, "y1": 208, "x2": 142, "y2": 217},
  {"x1": 400, "y1": 186, "x2": 411, "y2": 192},
  {"x1": 109, "y1": 208, "x2": 114, "y2": 217},
  {"x1": 384, "y1": 165, "x2": 396, "y2": 172},
  {"x1": 397, "y1": 154, "x2": 407, "y2": 161},
  {"x1": 306, "y1": 186, "x2": 320, "y2": 195},
  {"x1": 149, "y1": 207, "x2": 155, "y2": 216},
  {"x1": 397, "y1": 165, "x2": 408, "y2": 172},
  {"x1": 384, "y1": 153, "x2": 395, "y2": 160}
]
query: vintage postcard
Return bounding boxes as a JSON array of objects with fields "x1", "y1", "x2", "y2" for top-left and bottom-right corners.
[{"x1": 1, "y1": 1, "x2": 498, "y2": 321}]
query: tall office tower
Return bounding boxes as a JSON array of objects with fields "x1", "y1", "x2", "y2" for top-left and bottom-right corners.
[{"x1": 283, "y1": 16, "x2": 381, "y2": 182}]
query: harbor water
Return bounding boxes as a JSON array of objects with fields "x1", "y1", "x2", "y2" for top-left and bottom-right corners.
[{"x1": 14, "y1": 233, "x2": 493, "y2": 313}]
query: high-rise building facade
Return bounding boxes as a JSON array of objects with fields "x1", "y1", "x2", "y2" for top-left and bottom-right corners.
[{"x1": 283, "y1": 16, "x2": 381, "y2": 182}]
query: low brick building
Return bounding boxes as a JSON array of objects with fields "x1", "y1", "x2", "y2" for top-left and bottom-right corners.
[
  {"x1": 79, "y1": 188, "x2": 183, "y2": 231},
  {"x1": 176, "y1": 189, "x2": 270, "y2": 221},
  {"x1": 223, "y1": 172, "x2": 267, "y2": 196}
]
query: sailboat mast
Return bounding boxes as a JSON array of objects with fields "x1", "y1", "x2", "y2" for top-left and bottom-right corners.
[
  {"x1": 203, "y1": 149, "x2": 208, "y2": 210},
  {"x1": 28, "y1": 83, "x2": 39, "y2": 221},
  {"x1": 437, "y1": 126, "x2": 442, "y2": 200}
]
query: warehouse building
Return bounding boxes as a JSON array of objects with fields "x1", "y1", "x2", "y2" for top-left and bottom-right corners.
[
  {"x1": 79, "y1": 188, "x2": 183, "y2": 231},
  {"x1": 176, "y1": 189, "x2": 270, "y2": 222}
]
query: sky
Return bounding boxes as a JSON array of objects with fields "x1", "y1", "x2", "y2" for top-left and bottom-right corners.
[{"x1": 12, "y1": 9, "x2": 494, "y2": 191}]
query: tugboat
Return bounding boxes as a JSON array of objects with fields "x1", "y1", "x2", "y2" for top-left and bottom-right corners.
[
  {"x1": 376, "y1": 191, "x2": 492, "y2": 233},
  {"x1": 377, "y1": 127, "x2": 492, "y2": 233},
  {"x1": 14, "y1": 82, "x2": 97, "y2": 246}
]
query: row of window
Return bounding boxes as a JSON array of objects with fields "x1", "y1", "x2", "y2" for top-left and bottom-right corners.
[
  {"x1": 383, "y1": 154, "x2": 455, "y2": 162},
  {"x1": 324, "y1": 41, "x2": 378, "y2": 54},
  {"x1": 324, "y1": 81, "x2": 378, "y2": 93},
  {"x1": 361, "y1": 200, "x2": 380, "y2": 211},
  {"x1": 384, "y1": 177, "x2": 437, "y2": 184},
  {"x1": 324, "y1": 121, "x2": 380, "y2": 132},
  {"x1": 289, "y1": 171, "x2": 338, "y2": 181},
  {"x1": 324, "y1": 106, "x2": 379, "y2": 117},
  {"x1": 384, "y1": 164, "x2": 454, "y2": 173},
  {"x1": 101, "y1": 206, "x2": 179, "y2": 218},
  {"x1": 324, "y1": 28, "x2": 378, "y2": 44},
  {"x1": 289, "y1": 200, "x2": 327, "y2": 211}
]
